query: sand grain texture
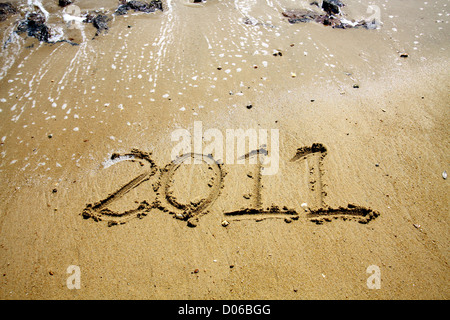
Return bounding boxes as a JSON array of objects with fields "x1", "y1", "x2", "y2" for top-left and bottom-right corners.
[{"x1": 0, "y1": 0, "x2": 448, "y2": 299}]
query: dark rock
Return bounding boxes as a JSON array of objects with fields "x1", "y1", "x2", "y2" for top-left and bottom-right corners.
[
  {"x1": 82, "y1": 13, "x2": 110, "y2": 38},
  {"x1": 17, "y1": 13, "x2": 50, "y2": 42},
  {"x1": 115, "y1": 0, "x2": 163, "y2": 15},
  {"x1": 322, "y1": 0, "x2": 344, "y2": 15},
  {"x1": 314, "y1": 14, "x2": 343, "y2": 28},
  {"x1": 58, "y1": 0, "x2": 73, "y2": 7},
  {"x1": 283, "y1": 9, "x2": 344, "y2": 27},
  {"x1": 128, "y1": 1, "x2": 156, "y2": 12},
  {"x1": 0, "y1": 2, "x2": 17, "y2": 21},
  {"x1": 92, "y1": 15, "x2": 108, "y2": 31},
  {"x1": 115, "y1": 5, "x2": 129, "y2": 15},
  {"x1": 283, "y1": 2, "x2": 376, "y2": 30},
  {"x1": 282, "y1": 10, "x2": 322, "y2": 24},
  {"x1": 83, "y1": 13, "x2": 94, "y2": 24},
  {"x1": 92, "y1": 14, "x2": 109, "y2": 36},
  {"x1": 150, "y1": 0, "x2": 163, "y2": 11}
]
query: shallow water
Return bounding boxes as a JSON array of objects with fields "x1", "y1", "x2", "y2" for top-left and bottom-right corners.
[{"x1": 0, "y1": 0, "x2": 448, "y2": 180}]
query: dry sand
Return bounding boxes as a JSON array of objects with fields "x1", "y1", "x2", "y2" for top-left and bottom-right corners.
[{"x1": 0, "y1": 0, "x2": 449, "y2": 299}]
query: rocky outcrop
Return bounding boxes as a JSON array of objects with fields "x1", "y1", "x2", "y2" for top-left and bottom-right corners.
[
  {"x1": 321, "y1": 0, "x2": 344, "y2": 15},
  {"x1": 58, "y1": 0, "x2": 73, "y2": 7},
  {"x1": 115, "y1": 0, "x2": 163, "y2": 15},
  {"x1": 283, "y1": 1, "x2": 378, "y2": 29},
  {"x1": 0, "y1": 2, "x2": 17, "y2": 21},
  {"x1": 83, "y1": 13, "x2": 110, "y2": 37},
  {"x1": 17, "y1": 13, "x2": 50, "y2": 42}
]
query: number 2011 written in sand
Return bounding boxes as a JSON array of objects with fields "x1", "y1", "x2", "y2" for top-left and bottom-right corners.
[{"x1": 82, "y1": 143, "x2": 380, "y2": 227}]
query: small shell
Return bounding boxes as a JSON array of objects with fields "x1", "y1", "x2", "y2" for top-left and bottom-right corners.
[
  {"x1": 443, "y1": 171, "x2": 447, "y2": 179},
  {"x1": 301, "y1": 203, "x2": 309, "y2": 212},
  {"x1": 221, "y1": 220, "x2": 229, "y2": 227},
  {"x1": 175, "y1": 213, "x2": 184, "y2": 219}
]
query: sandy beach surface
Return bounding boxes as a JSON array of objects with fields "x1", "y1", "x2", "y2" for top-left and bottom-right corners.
[{"x1": 0, "y1": 0, "x2": 448, "y2": 299}]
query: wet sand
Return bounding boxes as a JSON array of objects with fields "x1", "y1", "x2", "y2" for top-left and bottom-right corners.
[{"x1": 0, "y1": 0, "x2": 449, "y2": 299}]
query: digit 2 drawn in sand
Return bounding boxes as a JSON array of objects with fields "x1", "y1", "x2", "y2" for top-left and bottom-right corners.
[
  {"x1": 81, "y1": 144, "x2": 380, "y2": 227},
  {"x1": 82, "y1": 149, "x2": 158, "y2": 226}
]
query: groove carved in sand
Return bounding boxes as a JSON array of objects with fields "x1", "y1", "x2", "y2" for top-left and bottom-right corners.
[
  {"x1": 156, "y1": 153, "x2": 224, "y2": 227},
  {"x1": 81, "y1": 144, "x2": 380, "y2": 227},
  {"x1": 81, "y1": 148, "x2": 158, "y2": 227}
]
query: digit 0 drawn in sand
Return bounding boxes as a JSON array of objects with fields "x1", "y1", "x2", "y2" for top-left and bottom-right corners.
[
  {"x1": 81, "y1": 144, "x2": 380, "y2": 227},
  {"x1": 156, "y1": 153, "x2": 224, "y2": 227}
]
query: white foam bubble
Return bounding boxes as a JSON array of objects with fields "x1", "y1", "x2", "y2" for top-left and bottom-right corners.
[{"x1": 102, "y1": 154, "x2": 135, "y2": 169}]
